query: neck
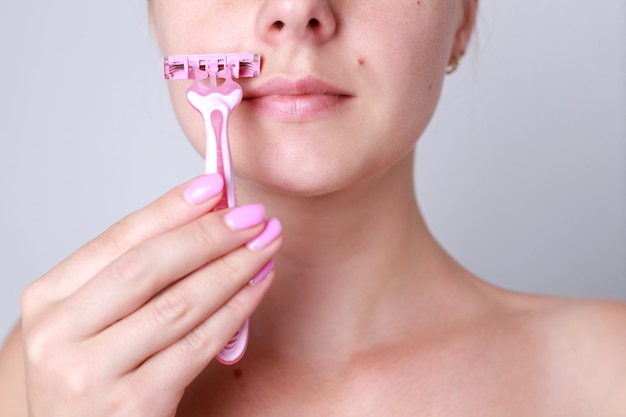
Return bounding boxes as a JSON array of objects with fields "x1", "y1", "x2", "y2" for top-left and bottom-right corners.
[{"x1": 236, "y1": 151, "x2": 472, "y2": 363}]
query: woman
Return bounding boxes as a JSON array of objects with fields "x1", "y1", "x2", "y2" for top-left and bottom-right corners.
[{"x1": 2, "y1": 0, "x2": 625, "y2": 415}]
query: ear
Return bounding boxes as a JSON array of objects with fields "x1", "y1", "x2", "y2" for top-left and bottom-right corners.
[{"x1": 448, "y1": 0, "x2": 479, "y2": 65}]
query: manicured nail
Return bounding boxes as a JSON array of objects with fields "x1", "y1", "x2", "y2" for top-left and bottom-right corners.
[
  {"x1": 247, "y1": 218, "x2": 282, "y2": 251},
  {"x1": 249, "y1": 260, "x2": 275, "y2": 286},
  {"x1": 183, "y1": 174, "x2": 223, "y2": 204},
  {"x1": 223, "y1": 204, "x2": 266, "y2": 231}
]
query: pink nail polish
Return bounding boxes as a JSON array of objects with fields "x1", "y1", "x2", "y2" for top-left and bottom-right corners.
[
  {"x1": 249, "y1": 260, "x2": 275, "y2": 286},
  {"x1": 184, "y1": 174, "x2": 223, "y2": 205},
  {"x1": 223, "y1": 204, "x2": 266, "y2": 231},
  {"x1": 247, "y1": 218, "x2": 282, "y2": 251}
]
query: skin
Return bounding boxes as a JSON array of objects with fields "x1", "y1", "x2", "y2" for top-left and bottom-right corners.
[{"x1": 1, "y1": 0, "x2": 626, "y2": 416}]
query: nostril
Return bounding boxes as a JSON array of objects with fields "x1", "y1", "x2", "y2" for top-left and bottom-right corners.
[
  {"x1": 308, "y1": 18, "x2": 320, "y2": 29},
  {"x1": 272, "y1": 21, "x2": 285, "y2": 30}
]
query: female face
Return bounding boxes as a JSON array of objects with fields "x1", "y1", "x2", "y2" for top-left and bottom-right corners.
[{"x1": 150, "y1": 0, "x2": 476, "y2": 196}]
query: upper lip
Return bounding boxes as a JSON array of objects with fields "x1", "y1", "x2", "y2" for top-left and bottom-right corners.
[{"x1": 244, "y1": 76, "x2": 352, "y2": 99}]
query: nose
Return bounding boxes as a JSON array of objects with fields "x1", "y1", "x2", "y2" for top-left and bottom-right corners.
[{"x1": 256, "y1": 0, "x2": 337, "y2": 46}]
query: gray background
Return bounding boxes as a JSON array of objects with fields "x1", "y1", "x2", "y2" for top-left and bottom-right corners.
[{"x1": 1, "y1": 1, "x2": 624, "y2": 340}]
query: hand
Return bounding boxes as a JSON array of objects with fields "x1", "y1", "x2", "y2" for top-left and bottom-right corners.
[{"x1": 20, "y1": 174, "x2": 282, "y2": 417}]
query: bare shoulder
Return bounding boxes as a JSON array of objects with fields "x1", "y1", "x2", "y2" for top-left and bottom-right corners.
[
  {"x1": 549, "y1": 298, "x2": 626, "y2": 414},
  {"x1": 538, "y1": 296, "x2": 626, "y2": 362},
  {"x1": 534, "y1": 294, "x2": 626, "y2": 338},
  {"x1": 501, "y1": 292, "x2": 626, "y2": 415}
]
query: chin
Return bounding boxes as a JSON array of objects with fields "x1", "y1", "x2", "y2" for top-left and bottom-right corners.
[
  {"x1": 237, "y1": 159, "x2": 357, "y2": 198},
  {"x1": 234, "y1": 145, "x2": 408, "y2": 202}
]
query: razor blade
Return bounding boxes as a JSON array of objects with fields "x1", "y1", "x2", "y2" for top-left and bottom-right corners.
[{"x1": 163, "y1": 53, "x2": 260, "y2": 80}]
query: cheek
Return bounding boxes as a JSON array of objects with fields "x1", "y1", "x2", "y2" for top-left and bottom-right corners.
[
  {"x1": 152, "y1": 2, "x2": 254, "y2": 56},
  {"x1": 167, "y1": 82, "x2": 205, "y2": 155},
  {"x1": 357, "y1": 3, "x2": 454, "y2": 138}
]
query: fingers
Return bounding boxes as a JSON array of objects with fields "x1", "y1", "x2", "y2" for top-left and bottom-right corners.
[
  {"x1": 19, "y1": 173, "x2": 285, "y2": 417},
  {"x1": 26, "y1": 174, "x2": 225, "y2": 309},
  {"x1": 99, "y1": 234, "x2": 281, "y2": 373},
  {"x1": 61, "y1": 204, "x2": 271, "y2": 337},
  {"x1": 134, "y1": 267, "x2": 276, "y2": 391}
]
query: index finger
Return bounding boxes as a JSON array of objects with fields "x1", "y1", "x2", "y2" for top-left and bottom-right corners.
[{"x1": 30, "y1": 174, "x2": 225, "y2": 305}]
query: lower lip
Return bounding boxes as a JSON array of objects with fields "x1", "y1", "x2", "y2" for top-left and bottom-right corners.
[{"x1": 245, "y1": 94, "x2": 351, "y2": 122}]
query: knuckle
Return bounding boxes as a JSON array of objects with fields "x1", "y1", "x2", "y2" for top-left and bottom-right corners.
[
  {"x1": 152, "y1": 199, "x2": 177, "y2": 225},
  {"x1": 183, "y1": 322, "x2": 215, "y2": 352},
  {"x1": 99, "y1": 219, "x2": 133, "y2": 256},
  {"x1": 23, "y1": 327, "x2": 52, "y2": 366},
  {"x1": 23, "y1": 318, "x2": 63, "y2": 367},
  {"x1": 26, "y1": 332, "x2": 105, "y2": 397},
  {"x1": 63, "y1": 362, "x2": 94, "y2": 396},
  {"x1": 20, "y1": 281, "x2": 42, "y2": 315},
  {"x1": 151, "y1": 289, "x2": 190, "y2": 326},
  {"x1": 190, "y1": 215, "x2": 220, "y2": 249},
  {"x1": 224, "y1": 292, "x2": 247, "y2": 315},
  {"x1": 113, "y1": 249, "x2": 146, "y2": 284},
  {"x1": 218, "y1": 254, "x2": 245, "y2": 279}
]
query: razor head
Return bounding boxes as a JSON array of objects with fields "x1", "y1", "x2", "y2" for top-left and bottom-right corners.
[{"x1": 163, "y1": 53, "x2": 260, "y2": 80}]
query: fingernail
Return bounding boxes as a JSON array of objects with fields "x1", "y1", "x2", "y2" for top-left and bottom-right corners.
[
  {"x1": 223, "y1": 204, "x2": 266, "y2": 231},
  {"x1": 247, "y1": 218, "x2": 282, "y2": 251},
  {"x1": 184, "y1": 174, "x2": 223, "y2": 205},
  {"x1": 249, "y1": 260, "x2": 275, "y2": 286}
]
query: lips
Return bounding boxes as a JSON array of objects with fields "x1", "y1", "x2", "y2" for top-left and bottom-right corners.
[{"x1": 243, "y1": 76, "x2": 353, "y2": 121}]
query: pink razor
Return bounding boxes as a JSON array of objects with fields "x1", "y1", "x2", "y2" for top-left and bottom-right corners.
[{"x1": 162, "y1": 53, "x2": 261, "y2": 364}]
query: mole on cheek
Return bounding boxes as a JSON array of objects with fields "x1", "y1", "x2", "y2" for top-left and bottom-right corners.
[
  {"x1": 357, "y1": 58, "x2": 365, "y2": 66},
  {"x1": 233, "y1": 368, "x2": 243, "y2": 379}
]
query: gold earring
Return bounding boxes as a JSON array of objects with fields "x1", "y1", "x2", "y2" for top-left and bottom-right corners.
[{"x1": 446, "y1": 52, "x2": 462, "y2": 75}]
